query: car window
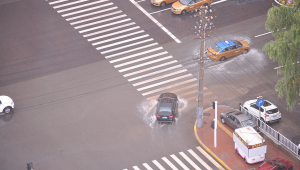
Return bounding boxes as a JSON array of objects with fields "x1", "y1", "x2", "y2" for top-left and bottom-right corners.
[
  {"x1": 232, "y1": 40, "x2": 242, "y2": 46},
  {"x1": 0, "y1": 100, "x2": 1, "y2": 104},
  {"x1": 190, "y1": 0, "x2": 195, "y2": 4},
  {"x1": 231, "y1": 45, "x2": 237, "y2": 49},
  {"x1": 241, "y1": 119, "x2": 255, "y2": 126},
  {"x1": 251, "y1": 104, "x2": 259, "y2": 110},
  {"x1": 179, "y1": 0, "x2": 191, "y2": 5},
  {"x1": 266, "y1": 108, "x2": 279, "y2": 114},
  {"x1": 229, "y1": 115, "x2": 235, "y2": 121},
  {"x1": 235, "y1": 119, "x2": 240, "y2": 125},
  {"x1": 259, "y1": 107, "x2": 264, "y2": 112},
  {"x1": 223, "y1": 47, "x2": 230, "y2": 52},
  {"x1": 211, "y1": 44, "x2": 222, "y2": 52}
]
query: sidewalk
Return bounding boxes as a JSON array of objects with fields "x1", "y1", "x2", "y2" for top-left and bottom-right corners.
[{"x1": 194, "y1": 105, "x2": 300, "y2": 170}]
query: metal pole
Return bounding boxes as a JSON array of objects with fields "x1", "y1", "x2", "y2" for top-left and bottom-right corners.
[
  {"x1": 214, "y1": 101, "x2": 217, "y2": 148},
  {"x1": 197, "y1": 6, "x2": 206, "y2": 128}
]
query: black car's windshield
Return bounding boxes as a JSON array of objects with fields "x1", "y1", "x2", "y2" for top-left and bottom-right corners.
[
  {"x1": 179, "y1": 0, "x2": 190, "y2": 5},
  {"x1": 241, "y1": 119, "x2": 255, "y2": 126},
  {"x1": 211, "y1": 44, "x2": 222, "y2": 52}
]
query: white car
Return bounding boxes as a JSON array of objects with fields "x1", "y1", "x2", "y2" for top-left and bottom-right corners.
[
  {"x1": 243, "y1": 99, "x2": 281, "y2": 123},
  {"x1": 0, "y1": 95, "x2": 14, "y2": 114}
]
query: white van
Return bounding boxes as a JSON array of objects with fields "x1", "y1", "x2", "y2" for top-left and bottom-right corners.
[{"x1": 233, "y1": 126, "x2": 266, "y2": 164}]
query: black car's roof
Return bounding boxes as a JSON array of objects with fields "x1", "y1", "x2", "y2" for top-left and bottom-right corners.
[{"x1": 158, "y1": 92, "x2": 177, "y2": 103}]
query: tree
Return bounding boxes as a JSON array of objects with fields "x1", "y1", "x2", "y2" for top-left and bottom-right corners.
[{"x1": 262, "y1": 2, "x2": 300, "y2": 111}]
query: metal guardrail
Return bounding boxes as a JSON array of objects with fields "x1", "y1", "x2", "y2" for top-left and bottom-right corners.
[{"x1": 240, "y1": 105, "x2": 299, "y2": 156}]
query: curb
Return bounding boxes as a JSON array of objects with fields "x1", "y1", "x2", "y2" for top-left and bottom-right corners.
[{"x1": 193, "y1": 106, "x2": 231, "y2": 170}]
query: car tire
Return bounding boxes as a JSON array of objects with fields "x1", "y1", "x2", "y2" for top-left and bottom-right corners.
[
  {"x1": 160, "y1": 2, "x2": 166, "y2": 7},
  {"x1": 236, "y1": 149, "x2": 238, "y2": 154},
  {"x1": 181, "y1": 10, "x2": 186, "y2": 15},
  {"x1": 221, "y1": 118, "x2": 225, "y2": 124},
  {"x1": 244, "y1": 158, "x2": 247, "y2": 164},
  {"x1": 242, "y1": 50, "x2": 248, "y2": 54},
  {"x1": 3, "y1": 107, "x2": 12, "y2": 114},
  {"x1": 220, "y1": 56, "x2": 226, "y2": 61}
]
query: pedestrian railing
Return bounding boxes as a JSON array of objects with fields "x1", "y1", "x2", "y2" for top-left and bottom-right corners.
[{"x1": 240, "y1": 105, "x2": 299, "y2": 156}]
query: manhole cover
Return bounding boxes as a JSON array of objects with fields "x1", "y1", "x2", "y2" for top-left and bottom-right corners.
[
  {"x1": 203, "y1": 112, "x2": 211, "y2": 117},
  {"x1": 58, "y1": 150, "x2": 68, "y2": 155},
  {"x1": 220, "y1": 154, "x2": 227, "y2": 159}
]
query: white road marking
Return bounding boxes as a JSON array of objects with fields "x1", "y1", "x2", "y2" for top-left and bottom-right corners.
[
  {"x1": 100, "y1": 39, "x2": 154, "y2": 53},
  {"x1": 49, "y1": 0, "x2": 69, "y2": 5},
  {"x1": 211, "y1": 0, "x2": 227, "y2": 5},
  {"x1": 133, "y1": 166, "x2": 140, "y2": 170},
  {"x1": 79, "y1": 18, "x2": 131, "y2": 33},
  {"x1": 170, "y1": 154, "x2": 189, "y2": 170},
  {"x1": 137, "y1": 74, "x2": 192, "y2": 91},
  {"x1": 110, "y1": 47, "x2": 163, "y2": 63},
  {"x1": 83, "y1": 22, "x2": 135, "y2": 37},
  {"x1": 143, "y1": 78, "x2": 197, "y2": 96},
  {"x1": 61, "y1": 3, "x2": 113, "y2": 17},
  {"x1": 150, "y1": 8, "x2": 171, "y2": 14},
  {"x1": 114, "y1": 52, "x2": 168, "y2": 68},
  {"x1": 143, "y1": 163, "x2": 153, "y2": 170},
  {"x1": 129, "y1": 0, "x2": 181, "y2": 43},
  {"x1": 162, "y1": 157, "x2": 178, "y2": 170},
  {"x1": 196, "y1": 147, "x2": 225, "y2": 170},
  {"x1": 53, "y1": 0, "x2": 88, "y2": 9},
  {"x1": 255, "y1": 31, "x2": 272, "y2": 38},
  {"x1": 70, "y1": 11, "x2": 122, "y2": 25},
  {"x1": 119, "y1": 56, "x2": 172, "y2": 72},
  {"x1": 123, "y1": 60, "x2": 178, "y2": 77},
  {"x1": 188, "y1": 149, "x2": 213, "y2": 170},
  {"x1": 136, "y1": 0, "x2": 146, "y2": 2},
  {"x1": 88, "y1": 26, "x2": 141, "y2": 41},
  {"x1": 133, "y1": 69, "x2": 187, "y2": 86},
  {"x1": 74, "y1": 14, "x2": 127, "y2": 29},
  {"x1": 57, "y1": 0, "x2": 109, "y2": 13},
  {"x1": 105, "y1": 43, "x2": 158, "y2": 59},
  {"x1": 179, "y1": 152, "x2": 201, "y2": 170},
  {"x1": 66, "y1": 7, "x2": 118, "y2": 21},
  {"x1": 127, "y1": 65, "x2": 182, "y2": 81},
  {"x1": 92, "y1": 30, "x2": 145, "y2": 45},
  {"x1": 152, "y1": 160, "x2": 166, "y2": 170}
]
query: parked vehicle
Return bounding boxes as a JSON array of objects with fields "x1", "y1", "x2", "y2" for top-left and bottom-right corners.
[
  {"x1": 0, "y1": 95, "x2": 14, "y2": 114},
  {"x1": 156, "y1": 93, "x2": 178, "y2": 123},
  {"x1": 171, "y1": 0, "x2": 212, "y2": 15},
  {"x1": 220, "y1": 109, "x2": 259, "y2": 131},
  {"x1": 151, "y1": 0, "x2": 177, "y2": 7},
  {"x1": 233, "y1": 126, "x2": 266, "y2": 164},
  {"x1": 243, "y1": 99, "x2": 281, "y2": 123},
  {"x1": 257, "y1": 158, "x2": 293, "y2": 170},
  {"x1": 207, "y1": 40, "x2": 250, "y2": 61}
]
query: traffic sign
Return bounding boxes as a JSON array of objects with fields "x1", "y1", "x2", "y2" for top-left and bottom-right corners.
[{"x1": 256, "y1": 98, "x2": 264, "y2": 107}]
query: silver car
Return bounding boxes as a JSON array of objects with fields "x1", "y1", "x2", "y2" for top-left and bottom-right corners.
[{"x1": 220, "y1": 109, "x2": 259, "y2": 131}]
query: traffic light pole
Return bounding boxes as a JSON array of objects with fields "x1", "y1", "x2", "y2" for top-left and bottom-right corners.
[{"x1": 214, "y1": 101, "x2": 217, "y2": 148}]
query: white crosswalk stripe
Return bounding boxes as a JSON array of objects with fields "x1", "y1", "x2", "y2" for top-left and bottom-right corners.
[
  {"x1": 188, "y1": 149, "x2": 213, "y2": 170},
  {"x1": 170, "y1": 154, "x2": 190, "y2": 170},
  {"x1": 53, "y1": 0, "x2": 88, "y2": 9},
  {"x1": 180, "y1": 152, "x2": 201, "y2": 170},
  {"x1": 83, "y1": 22, "x2": 136, "y2": 37},
  {"x1": 142, "y1": 163, "x2": 153, "y2": 170},
  {"x1": 162, "y1": 157, "x2": 178, "y2": 170},
  {"x1": 66, "y1": 7, "x2": 118, "y2": 21},
  {"x1": 61, "y1": 3, "x2": 114, "y2": 17},
  {"x1": 70, "y1": 11, "x2": 122, "y2": 25},
  {"x1": 132, "y1": 166, "x2": 140, "y2": 170},
  {"x1": 196, "y1": 147, "x2": 225, "y2": 170},
  {"x1": 57, "y1": 0, "x2": 109, "y2": 13},
  {"x1": 152, "y1": 160, "x2": 165, "y2": 170},
  {"x1": 74, "y1": 14, "x2": 127, "y2": 29}
]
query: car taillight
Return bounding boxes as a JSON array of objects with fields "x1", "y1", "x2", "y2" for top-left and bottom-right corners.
[
  {"x1": 266, "y1": 114, "x2": 269, "y2": 117},
  {"x1": 213, "y1": 53, "x2": 217, "y2": 56},
  {"x1": 156, "y1": 115, "x2": 161, "y2": 118},
  {"x1": 169, "y1": 115, "x2": 174, "y2": 119}
]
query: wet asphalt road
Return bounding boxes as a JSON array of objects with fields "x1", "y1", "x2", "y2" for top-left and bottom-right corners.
[{"x1": 0, "y1": 0, "x2": 300, "y2": 169}]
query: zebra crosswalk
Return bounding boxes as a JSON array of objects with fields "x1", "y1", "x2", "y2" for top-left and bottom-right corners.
[
  {"x1": 124, "y1": 146, "x2": 225, "y2": 170},
  {"x1": 47, "y1": 0, "x2": 217, "y2": 102}
]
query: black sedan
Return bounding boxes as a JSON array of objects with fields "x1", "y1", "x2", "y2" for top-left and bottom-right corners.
[{"x1": 156, "y1": 93, "x2": 178, "y2": 123}]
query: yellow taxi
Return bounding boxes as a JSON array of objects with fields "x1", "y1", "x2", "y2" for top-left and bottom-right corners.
[
  {"x1": 171, "y1": 0, "x2": 212, "y2": 15},
  {"x1": 151, "y1": 0, "x2": 178, "y2": 7},
  {"x1": 207, "y1": 40, "x2": 250, "y2": 61}
]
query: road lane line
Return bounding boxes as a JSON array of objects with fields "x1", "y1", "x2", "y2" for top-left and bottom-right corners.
[
  {"x1": 83, "y1": 22, "x2": 135, "y2": 37},
  {"x1": 74, "y1": 14, "x2": 127, "y2": 29},
  {"x1": 143, "y1": 163, "x2": 153, "y2": 170},
  {"x1": 143, "y1": 78, "x2": 197, "y2": 96},
  {"x1": 162, "y1": 157, "x2": 178, "y2": 170},
  {"x1": 79, "y1": 18, "x2": 131, "y2": 33},
  {"x1": 105, "y1": 43, "x2": 158, "y2": 59},
  {"x1": 70, "y1": 11, "x2": 122, "y2": 25},
  {"x1": 133, "y1": 166, "x2": 140, "y2": 170},
  {"x1": 88, "y1": 26, "x2": 141, "y2": 41},
  {"x1": 66, "y1": 7, "x2": 118, "y2": 21},
  {"x1": 133, "y1": 69, "x2": 187, "y2": 86},
  {"x1": 130, "y1": 0, "x2": 181, "y2": 43},
  {"x1": 114, "y1": 52, "x2": 168, "y2": 68},
  {"x1": 188, "y1": 149, "x2": 213, "y2": 170},
  {"x1": 57, "y1": 0, "x2": 109, "y2": 13},
  {"x1": 136, "y1": 0, "x2": 146, "y2": 2},
  {"x1": 150, "y1": 8, "x2": 171, "y2": 14},
  {"x1": 53, "y1": 0, "x2": 88, "y2": 9},
  {"x1": 179, "y1": 152, "x2": 201, "y2": 170},
  {"x1": 124, "y1": 60, "x2": 178, "y2": 77},
  {"x1": 255, "y1": 31, "x2": 272, "y2": 38},
  {"x1": 49, "y1": 0, "x2": 68, "y2": 5},
  {"x1": 92, "y1": 31, "x2": 145, "y2": 45},
  {"x1": 110, "y1": 47, "x2": 162, "y2": 63},
  {"x1": 137, "y1": 74, "x2": 192, "y2": 91},
  {"x1": 127, "y1": 65, "x2": 182, "y2": 81},
  {"x1": 196, "y1": 147, "x2": 225, "y2": 170},
  {"x1": 61, "y1": 3, "x2": 113, "y2": 17},
  {"x1": 170, "y1": 154, "x2": 189, "y2": 170},
  {"x1": 152, "y1": 160, "x2": 166, "y2": 170},
  {"x1": 211, "y1": 0, "x2": 227, "y2": 5},
  {"x1": 100, "y1": 39, "x2": 153, "y2": 53},
  {"x1": 119, "y1": 56, "x2": 172, "y2": 72}
]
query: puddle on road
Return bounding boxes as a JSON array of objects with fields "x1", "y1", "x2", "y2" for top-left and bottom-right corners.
[{"x1": 138, "y1": 98, "x2": 188, "y2": 128}]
